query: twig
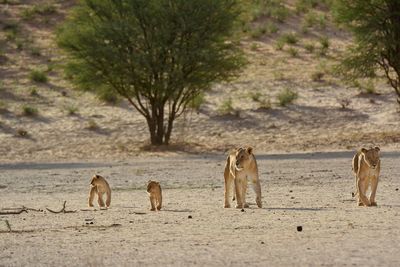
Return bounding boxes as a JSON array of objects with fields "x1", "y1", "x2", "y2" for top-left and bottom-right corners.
[
  {"x1": 0, "y1": 208, "x2": 28, "y2": 215},
  {"x1": 46, "y1": 201, "x2": 76, "y2": 214},
  {"x1": 5, "y1": 220, "x2": 11, "y2": 232}
]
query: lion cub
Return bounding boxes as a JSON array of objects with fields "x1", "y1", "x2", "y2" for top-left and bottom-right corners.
[
  {"x1": 352, "y1": 147, "x2": 381, "y2": 207},
  {"x1": 88, "y1": 174, "x2": 111, "y2": 208},
  {"x1": 224, "y1": 147, "x2": 262, "y2": 209},
  {"x1": 147, "y1": 180, "x2": 162, "y2": 211}
]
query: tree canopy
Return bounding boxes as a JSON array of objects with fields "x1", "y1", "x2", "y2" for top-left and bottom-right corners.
[
  {"x1": 57, "y1": 0, "x2": 244, "y2": 145},
  {"x1": 333, "y1": 0, "x2": 400, "y2": 103}
]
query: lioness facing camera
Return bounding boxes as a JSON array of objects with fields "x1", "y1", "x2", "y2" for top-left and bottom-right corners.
[
  {"x1": 224, "y1": 147, "x2": 262, "y2": 209},
  {"x1": 352, "y1": 147, "x2": 381, "y2": 206}
]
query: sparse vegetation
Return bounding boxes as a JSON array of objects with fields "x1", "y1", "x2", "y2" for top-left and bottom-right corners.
[
  {"x1": 249, "y1": 91, "x2": 262, "y2": 102},
  {"x1": 311, "y1": 71, "x2": 325, "y2": 82},
  {"x1": 29, "y1": 87, "x2": 39, "y2": 96},
  {"x1": 218, "y1": 98, "x2": 236, "y2": 115},
  {"x1": 21, "y1": 3, "x2": 57, "y2": 20},
  {"x1": 22, "y1": 105, "x2": 38, "y2": 116},
  {"x1": 304, "y1": 43, "x2": 315, "y2": 53},
  {"x1": 319, "y1": 36, "x2": 330, "y2": 49},
  {"x1": 16, "y1": 128, "x2": 28, "y2": 137},
  {"x1": 87, "y1": 119, "x2": 99, "y2": 131},
  {"x1": 277, "y1": 88, "x2": 298, "y2": 106},
  {"x1": 66, "y1": 105, "x2": 78, "y2": 116},
  {"x1": 188, "y1": 93, "x2": 205, "y2": 112},
  {"x1": 251, "y1": 0, "x2": 290, "y2": 23},
  {"x1": 29, "y1": 70, "x2": 48, "y2": 83},
  {"x1": 279, "y1": 32, "x2": 298, "y2": 45},
  {"x1": 287, "y1": 47, "x2": 299, "y2": 57}
]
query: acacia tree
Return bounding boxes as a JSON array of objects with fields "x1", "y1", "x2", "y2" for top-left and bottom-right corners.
[
  {"x1": 333, "y1": 0, "x2": 400, "y2": 103},
  {"x1": 58, "y1": 0, "x2": 244, "y2": 145}
]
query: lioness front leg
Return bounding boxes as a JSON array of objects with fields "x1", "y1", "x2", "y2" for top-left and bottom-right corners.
[
  {"x1": 253, "y1": 179, "x2": 262, "y2": 208},
  {"x1": 149, "y1": 195, "x2": 156, "y2": 211},
  {"x1": 224, "y1": 175, "x2": 234, "y2": 208},
  {"x1": 369, "y1": 176, "x2": 379, "y2": 206},
  {"x1": 98, "y1": 193, "x2": 105, "y2": 207},
  {"x1": 88, "y1": 186, "x2": 96, "y2": 207},
  {"x1": 234, "y1": 178, "x2": 244, "y2": 209},
  {"x1": 357, "y1": 178, "x2": 370, "y2": 206}
]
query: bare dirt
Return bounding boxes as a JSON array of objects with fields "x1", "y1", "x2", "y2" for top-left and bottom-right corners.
[{"x1": 1, "y1": 152, "x2": 400, "y2": 266}]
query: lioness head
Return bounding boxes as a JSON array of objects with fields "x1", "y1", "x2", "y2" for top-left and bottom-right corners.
[
  {"x1": 90, "y1": 174, "x2": 102, "y2": 186},
  {"x1": 147, "y1": 180, "x2": 160, "y2": 193},
  {"x1": 361, "y1": 147, "x2": 380, "y2": 169},
  {"x1": 235, "y1": 147, "x2": 254, "y2": 171}
]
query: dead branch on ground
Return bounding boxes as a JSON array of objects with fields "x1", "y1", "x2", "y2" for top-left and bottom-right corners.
[{"x1": 46, "y1": 201, "x2": 76, "y2": 214}]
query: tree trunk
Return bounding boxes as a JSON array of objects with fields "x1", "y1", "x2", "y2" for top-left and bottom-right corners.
[{"x1": 147, "y1": 102, "x2": 166, "y2": 146}]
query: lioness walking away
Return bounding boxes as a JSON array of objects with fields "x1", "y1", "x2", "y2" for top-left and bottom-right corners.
[
  {"x1": 352, "y1": 147, "x2": 381, "y2": 206},
  {"x1": 88, "y1": 174, "x2": 111, "y2": 208},
  {"x1": 147, "y1": 180, "x2": 162, "y2": 211},
  {"x1": 224, "y1": 147, "x2": 262, "y2": 209}
]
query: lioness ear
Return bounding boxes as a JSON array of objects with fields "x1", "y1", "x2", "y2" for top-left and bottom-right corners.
[
  {"x1": 247, "y1": 147, "x2": 253, "y2": 154},
  {"x1": 361, "y1": 148, "x2": 368, "y2": 154},
  {"x1": 374, "y1": 146, "x2": 380, "y2": 152}
]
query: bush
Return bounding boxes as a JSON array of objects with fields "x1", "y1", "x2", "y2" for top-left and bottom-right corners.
[
  {"x1": 21, "y1": 3, "x2": 57, "y2": 20},
  {"x1": 249, "y1": 91, "x2": 262, "y2": 102},
  {"x1": 304, "y1": 43, "x2": 315, "y2": 53},
  {"x1": 218, "y1": 98, "x2": 235, "y2": 115},
  {"x1": 29, "y1": 87, "x2": 39, "y2": 96},
  {"x1": 87, "y1": 119, "x2": 99, "y2": 131},
  {"x1": 29, "y1": 70, "x2": 48, "y2": 83},
  {"x1": 319, "y1": 36, "x2": 330, "y2": 49},
  {"x1": 277, "y1": 88, "x2": 298, "y2": 106},
  {"x1": 287, "y1": 47, "x2": 299, "y2": 57},
  {"x1": 66, "y1": 105, "x2": 78, "y2": 116},
  {"x1": 279, "y1": 33, "x2": 298, "y2": 45},
  {"x1": 311, "y1": 71, "x2": 324, "y2": 81},
  {"x1": 22, "y1": 105, "x2": 38, "y2": 116},
  {"x1": 188, "y1": 92, "x2": 205, "y2": 111}
]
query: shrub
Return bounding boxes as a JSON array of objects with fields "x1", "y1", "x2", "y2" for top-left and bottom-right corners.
[
  {"x1": 29, "y1": 87, "x2": 39, "y2": 96},
  {"x1": 22, "y1": 105, "x2": 38, "y2": 116},
  {"x1": 319, "y1": 36, "x2": 330, "y2": 49},
  {"x1": 279, "y1": 33, "x2": 298, "y2": 45},
  {"x1": 218, "y1": 98, "x2": 235, "y2": 115},
  {"x1": 287, "y1": 47, "x2": 299, "y2": 57},
  {"x1": 249, "y1": 91, "x2": 262, "y2": 102},
  {"x1": 29, "y1": 70, "x2": 48, "y2": 83},
  {"x1": 311, "y1": 71, "x2": 324, "y2": 81},
  {"x1": 259, "y1": 98, "x2": 272, "y2": 109},
  {"x1": 304, "y1": 43, "x2": 315, "y2": 53},
  {"x1": 277, "y1": 88, "x2": 298, "y2": 106},
  {"x1": 188, "y1": 92, "x2": 205, "y2": 111},
  {"x1": 275, "y1": 39, "x2": 285, "y2": 50},
  {"x1": 87, "y1": 119, "x2": 99, "y2": 130},
  {"x1": 66, "y1": 105, "x2": 78, "y2": 116}
]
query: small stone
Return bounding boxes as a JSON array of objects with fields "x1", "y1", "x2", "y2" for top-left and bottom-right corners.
[
  {"x1": 297, "y1": 226, "x2": 302, "y2": 232},
  {"x1": 396, "y1": 188, "x2": 399, "y2": 191},
  {"x1": 260, "y1": 241, "x2": 265, "y2": 244},
  {"x1": 289, "y1": 190, "x2": 293, "y2": 193},
  {"x1": 241, "y1": 209, "x2": 245, "y2": 212},
  {"x1": 188, "y1": 215, "x2": 192, "y2": 219}
]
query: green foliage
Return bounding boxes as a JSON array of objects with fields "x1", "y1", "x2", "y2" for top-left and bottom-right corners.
[
  {"x1": 319, "y1": 36, "x2": 330, "y2": 49},
  {"x1": 277, "y1": 88, "x2": 298, "y2": 106},
  {"x1": 58, "y1": 0, "x2": 244, "y2": 145},
  {"x1": 333, "y1": 0, "x2": 400, "y2": 102},
  {"x1": 279, "y1": 32, "x2": 298, "y2": 45},
  {"x1": 251, "y1": 0, "x2": 289, "y2": 22},
  {"x1": 304, "y1": 43, "x2": 315, "y2": 53},
  {"x1": 22, "y1": 105, "x2": 38, "y2": 116},
  {"x1": 311, "y1": 71, "x2": 324, "y2": 82},
  {"x1": 29, "y1": 70, "x2": 48, "y2": 83},
  {"x1": 21, "y1": 3, "x2": 57, "y2": 20},
  {"x1": 87, "y1": 119, "x2": 99, "y2": 131},
  {"x1": 218, "y1": 98, "x2": 236, "y2": 115},
  {"x1": 29, "y1": 87, "x2": 39, "y2": 96},
  {"x1": 287, "y1": 47, "x2": 299, "y2": 57},
  {"x1": 275, "y1": 39, "x2": 285, "y2": 50},
  {"x1": 249, "y1": 91, "x2": 262, "y2": 102},
  {"x1": 188, "y1": 92, "x2": 205, "y2": 111},
  {"x1": 66, "y1": 105, "x2": 78, "y2": 116}
]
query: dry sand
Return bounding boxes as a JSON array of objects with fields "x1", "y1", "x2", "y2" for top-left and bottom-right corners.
[{"x1": 1, "y1": 152, "x2": 399, "y2": 266}]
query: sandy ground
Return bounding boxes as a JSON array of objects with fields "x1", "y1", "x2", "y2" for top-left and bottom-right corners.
[{"x1": 1, "y1": 152, "x2": 400, "y2": 266}]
